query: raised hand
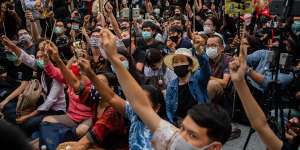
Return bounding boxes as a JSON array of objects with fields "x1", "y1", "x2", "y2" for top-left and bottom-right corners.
[
  {"x1": 78, "y1": 58, "x2": 92, "y2": 75},
  {"x1": 45, "y1": 40, "x2": 60, "y2": 62},
  {"x1": 229, "y1": 40, "x2": 248, "y2": 82},
  {"x1": 105, "y1": 2, "x2": 113, "y2": 14},
  {"x1": 83, "y1": 15, "x2": 90, "y2": 26},
  {"x1": 1, "y1": 35, "x2": 16, "y2": 50},
  {"x1": 99, "y1": 29, "x2": 117, "y2": 59},
  {"x1": 25, "y1": 10, "x2": 35, "y2": 22},
  {"x1": 192, "y1": 32, "x2": 203, "y2": 54}
]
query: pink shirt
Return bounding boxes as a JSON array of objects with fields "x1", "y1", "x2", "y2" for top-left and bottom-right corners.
[{"x1": 44, "y1": 62, "x2": 92, "y2": 122}]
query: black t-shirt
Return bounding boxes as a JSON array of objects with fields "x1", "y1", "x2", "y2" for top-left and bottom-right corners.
[
  {"x1": 1, "y1": 60, "x2": 33, "y2": 89},
  {"x1": 175, "y1": 83, "x2": 197, "y2": 119},
  {"x1": 133, "y1": 48, "x2": 146, "y2": 63},
  {"x1": 21, "y1": 44, "x2": 37, "y2": 56}
]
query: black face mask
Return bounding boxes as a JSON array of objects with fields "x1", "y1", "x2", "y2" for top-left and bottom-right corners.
[
  {"x1": 169, "y1": 36, "x2": 179, "y2": 43},
  {"x1": 122, "y1": 38, "x2": 131, "y2": 48},
  {"x1": 174, "y1": 65, "x2": 190, "y2": 78}
]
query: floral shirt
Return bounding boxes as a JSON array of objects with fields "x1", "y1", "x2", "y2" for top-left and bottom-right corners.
[
  {"x1": 125, "y1": 102, "x2": 154, "y2": 150},
  {"x1": 151, "y1": 120, "x2": 179, "y2": 150}
]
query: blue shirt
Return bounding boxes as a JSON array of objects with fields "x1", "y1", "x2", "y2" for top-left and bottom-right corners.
[
  {"x1": 165, "y1": 50, "x2": 211, "y2": 123},
  {"x1": 125, "y1": 102, "x2": 154, "y2": 150},
  {"x1": 247, "y1": 50, "x2": 294, "y2": 92}
]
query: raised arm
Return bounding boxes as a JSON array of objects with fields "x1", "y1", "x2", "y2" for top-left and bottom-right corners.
[
  {"x1": 45, "y1": 40, "x2": 80, "y2": 91},
  {"x1": 229, "y1": 43, "x2": 283, "y2": 150},
  {"x1": 25, "y1": 10, "x2": 41, "y2": 43},
  {"x1": 78, "y1": 58, "x2": 126, "y2": 115},
  {"x1": 192, "y1": 33, "x2": 211, "y2": 86},
  {"x1": 99, "y1": 29, "x2": 161, "y2": 133},
  {"x1": 105, "y1": 2, "x2": 121, "y2": 38}
]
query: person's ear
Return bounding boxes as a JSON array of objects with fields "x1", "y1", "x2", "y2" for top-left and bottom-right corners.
[
  {"x1": 209, "y1": 142, "x2": 222, "y2": 150},
  {"x1": 110, "y1": 86, "x2": 114, "y2": 91}
]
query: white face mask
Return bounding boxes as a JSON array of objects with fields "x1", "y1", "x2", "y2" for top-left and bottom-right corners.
[
  {"x1": 203, "y1": 26, "x2": 212, "y2": 34},
  {"x1": 173, "y1": 132, "x2": 216, "y2": 150},
  {"x1": 206, "y1": 47, "x2": 219, "y2": 59}
]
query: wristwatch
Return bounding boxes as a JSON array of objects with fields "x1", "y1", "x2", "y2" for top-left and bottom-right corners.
[{"x1": 247, "y1": 67, "x2": 253, "y2": 75}]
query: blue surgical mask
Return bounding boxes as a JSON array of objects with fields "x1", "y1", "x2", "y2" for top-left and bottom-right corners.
[
  {"x1": 154, "y1": 9, "x2": 160, "y2": 14},
  {"x1": 37, "y1": 60, "x2": 44, "y2": 69},
  {"x1": 90, "y1": 37, "x2": 100, "y2": 48},
  {"x1": 136, "y1": 16, "x2": 142, "y2": 21},
  {"x1": 111, "y1": 61, "x2": 129, "y2": 72},
  {"x1": 71, "y1": 25, "x2": 80, "y2": 30},
  {"x1": 142, "y1": 31, "x2": 152, "y2": 40},
  {"x1": 6, "y1": 54, "x2": 18, "y2": 62},
  {"x1": 292, "y1": 21, "x2": 300, "y2": 31}
]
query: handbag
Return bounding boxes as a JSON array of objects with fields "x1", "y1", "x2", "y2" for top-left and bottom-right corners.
[{"x1": 16, "y1": 79, "x2": 43, "y2": 117}]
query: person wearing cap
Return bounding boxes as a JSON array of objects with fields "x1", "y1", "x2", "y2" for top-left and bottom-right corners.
[
  {"x1": 164, "y1": 37, "x2": 211, "y2": 125},
  {"x1": 166, "y1": 25, "x2": 193, "y2": 53}
]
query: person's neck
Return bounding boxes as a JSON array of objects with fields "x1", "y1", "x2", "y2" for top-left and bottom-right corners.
[
  {"x1": 24, "y1": 42, "x2": 33, "y2": 49},
  {"x1": 178, "y1": 72, "x2": 191, "y2": 85},
  {"x1": 145, "y1": 38, "x2": 153, "y2": 45},
  {"x1": 212, "y1": 54, "x2": 222, "y2": 64}
]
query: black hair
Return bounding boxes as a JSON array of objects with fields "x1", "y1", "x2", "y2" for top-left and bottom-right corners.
[
  {"x1": 17, "y1": 28, "x2": 30, "y2": 36},
  {"x1": 142, "y1": 21, "x2": 156, "y2": 31},
  {"x1": 169, "y1": 25, "x2": 183, "y2": 37},
  {"x1": 95, "y1": 71, "x2": 117, "y2": 87},
  {"x1": 145, "y1": 48, "x2": 163, "y2": 66},
  {"x1": 188, "y1": 103, "x2": 232, "y2": 144},
  {"x1": 245, "y1": 35, "x2": 264, "y2": 53},
  {"x1": 199, "y1": 34, "x2": 208, "y2": 41},
  {"x1": 118, "y1": 18, "x2": 129, "y2": 23},
  {"x1": 205, "y1": 16, "x2": 219, "y2": 31},
  {"x1": 172, "y1": 15, "x2": 185, "y2": 26},
  {"x1": 116, "y1": 48, "x2": 145, "y2": 85},
  {"x1": 0, "y1": 120, "x2": 34, "y2": 150},
  {"x1": 208, "y1": 35, "x2": 224, "y2": 46},
  {"x1": 141, "y1": 85, "x2": 167, "y2": 119}
]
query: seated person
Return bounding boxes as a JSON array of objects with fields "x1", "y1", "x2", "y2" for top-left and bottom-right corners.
[
  {"x1": 2, "y1": 38, "x2": 66, "y2": 137},
  {"x1": 164, "y1": 46, "x2": 210, "y2": 125},
  {"x1": 0, "y1": 36, "x2": 33, "y2": 124},
  {"x1": 144, "y1": 48, "x2": 177, "y2": 92},
  {"x1": 206, "y1": 35, "x2": 233, "y2": 102},
  {"x1": 99, "y1": 29, "x2": 232, "y2": 150},
  {"x1": 246, "y1": 41, "x2": 294, "y2": 100},
  {"x1": 45, "y1": 42, "x2": 129, "y2": 150},
  {"x1": 166, "y1": 25, "x2": 193, "y2": 53},
  {"x1": 69, "y1": 57, "x2": 168, "y2": 149},
  {"x1": 42, "y1": 53, "x2": 93, "y2": 139}
]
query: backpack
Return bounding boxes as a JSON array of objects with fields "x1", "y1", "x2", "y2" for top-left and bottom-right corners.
[{"x1": 16, "y1": 79, "x2": 43, "y2": 117}]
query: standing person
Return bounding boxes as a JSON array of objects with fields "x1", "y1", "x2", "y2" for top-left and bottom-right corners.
[
  {"x1": 97, "y1": 29, "x2": 231, "y2": 150},
  {"x1": 164, "y1": 41, "x2": 211, "y2": 125}
]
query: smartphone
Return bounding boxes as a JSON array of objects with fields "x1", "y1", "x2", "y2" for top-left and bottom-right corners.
[
  {"x1": 75, "y1": 48, "x2": 83, "y2": 58},
  {"x1": 73, "y1": 41, "x2": 81, "y2": 48}
]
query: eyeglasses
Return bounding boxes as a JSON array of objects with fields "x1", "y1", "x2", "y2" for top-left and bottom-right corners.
[{"x1": 204, "y1": 23, "x2": 213, "y2": 26}]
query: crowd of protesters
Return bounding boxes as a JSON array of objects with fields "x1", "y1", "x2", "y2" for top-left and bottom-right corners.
[{"x1": 0, "y1": 0, "x2": 300, "y2": 150}]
